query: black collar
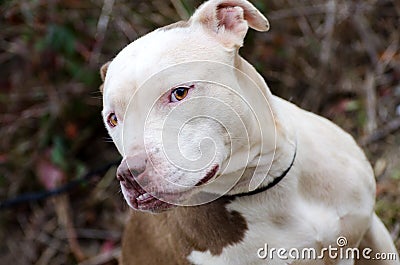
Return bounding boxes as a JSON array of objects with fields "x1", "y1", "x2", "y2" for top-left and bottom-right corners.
[{"x1": 224, "y1": 148, "x2": 296, "y2": 199}]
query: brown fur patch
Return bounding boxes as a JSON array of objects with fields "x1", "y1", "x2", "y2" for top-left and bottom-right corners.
[
  {"x1": 99, "y1": 61, "x2": 111, "y2": 93},
  {"x1": 100, "y1": 61, "x2": 111, "y2": 82},
  {"x1": 159, "y1": 20, "x2": 190, "y2": 31},
  {"x1": 121, "y1": 197, "x2": 248, "y2": 265}
]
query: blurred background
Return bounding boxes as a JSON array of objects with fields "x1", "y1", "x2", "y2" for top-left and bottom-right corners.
[{"x1": 0, "y1": 0, "x2": 399, "y2": 264}]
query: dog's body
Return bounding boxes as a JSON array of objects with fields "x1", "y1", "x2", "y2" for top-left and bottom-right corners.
[
  {"x1": 100, "y1": 0, "x2": 399, "y2": 264},
  {"x1": 119, "y1": 94, "x2": 397, "y2": 265}
]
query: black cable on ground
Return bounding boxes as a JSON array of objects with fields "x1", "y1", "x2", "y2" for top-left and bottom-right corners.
[{"x1": 0, "y1": 160, "x2": 121, "y2": 210}]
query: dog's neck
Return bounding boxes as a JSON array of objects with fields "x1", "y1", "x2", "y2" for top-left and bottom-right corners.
[
  {"x1": 224, "y1": 147, "x2": 296, "y2": 199},
  {"x1": 224, "y1": 55, "x2": 297, "y2": 196}
]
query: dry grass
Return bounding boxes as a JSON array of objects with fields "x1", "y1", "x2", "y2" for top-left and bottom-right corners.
[{"x1": 0, "y1": 0, "x2": 399, "y2": 264}]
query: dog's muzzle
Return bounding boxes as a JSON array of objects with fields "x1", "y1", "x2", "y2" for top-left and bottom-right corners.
[{"x1": 116, "y1": 156, "x2": 177, "y2": 212}]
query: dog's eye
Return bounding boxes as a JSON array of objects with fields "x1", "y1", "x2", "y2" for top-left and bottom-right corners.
[
  {"x1": 170, "y1": 87, "x2": 189, "y2": 102},
  {"x1": 107, "y1": 113, "x2": 118, "y2": 127}
]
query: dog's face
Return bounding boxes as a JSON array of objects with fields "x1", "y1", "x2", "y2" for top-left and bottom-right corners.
[{"x1": 101, "y1": 0, "x2": 270, "y2": 212}]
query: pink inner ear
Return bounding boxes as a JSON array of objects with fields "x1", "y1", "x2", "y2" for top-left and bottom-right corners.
[{"x1": 217, "y1": 6, "x2": 245, "y2": 31}]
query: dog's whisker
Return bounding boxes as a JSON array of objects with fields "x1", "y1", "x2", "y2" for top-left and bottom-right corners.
[{"x1": 102, "y1": 137, "x2": 114, "y2": 143}]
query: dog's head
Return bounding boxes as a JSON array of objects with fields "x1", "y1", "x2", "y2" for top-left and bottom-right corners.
[{"x1": 101, "y1": 0, "x2": 272, "y2": 212}]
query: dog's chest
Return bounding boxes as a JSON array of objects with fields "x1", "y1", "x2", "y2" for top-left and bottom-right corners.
[{"x1": 186, "y1": 196, "x2": 342, "y2": 265}]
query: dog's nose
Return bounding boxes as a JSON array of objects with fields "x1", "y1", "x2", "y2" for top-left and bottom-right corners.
[{"x1": 116, "y1": 154, "x2": 147, "y2": 182}]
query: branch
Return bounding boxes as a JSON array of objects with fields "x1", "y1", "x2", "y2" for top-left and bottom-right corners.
[{"x1": 360, "y1": 117, "x2": 400, "y2": 146}]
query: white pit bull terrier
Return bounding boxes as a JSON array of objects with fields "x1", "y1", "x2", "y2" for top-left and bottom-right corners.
[{"x1": 100, "y1": 0, "x2": 399, "y2": 264}]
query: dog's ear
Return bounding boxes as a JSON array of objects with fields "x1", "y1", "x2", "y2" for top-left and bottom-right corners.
[
  {"x1": 191, "y1": 0, "x2": 269, "y2": 48},
  {"x1": 99, "y1": 61, "x2": 111, "y2": 93},
  {"x1": 100, "y1": 61, "x2": 110, "y2": 82}
]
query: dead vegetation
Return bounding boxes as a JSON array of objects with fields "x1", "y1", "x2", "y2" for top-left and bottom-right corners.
[{"x1": 0, "y1": 0, "x2": 399, "y2": 264}]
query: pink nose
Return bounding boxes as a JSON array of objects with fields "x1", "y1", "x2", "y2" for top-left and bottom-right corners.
[{"x1": 116, "y1": 154, "x2": 147, "y2": 183}]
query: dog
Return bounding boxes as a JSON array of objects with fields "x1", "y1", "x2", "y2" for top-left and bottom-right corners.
[{"x1": 100, "y1": 0, "x2": 399, "y2": 264}]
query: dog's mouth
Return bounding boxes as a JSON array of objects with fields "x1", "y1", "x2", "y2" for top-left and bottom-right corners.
[
  {"x1": 121, "y1": 181, "x2": 177, "y2": 213},
  {"x1": 120, "y1": 165, "x2": 219, "y2": 212}
]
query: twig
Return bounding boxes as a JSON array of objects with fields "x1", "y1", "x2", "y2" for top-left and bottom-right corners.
[
  {"x1": 89, "y1": 0, "x2": 115, "y2": 67},
  {"x1": 363, "y1": 71, "x2": 377, "y2": 135},
  {"x1": 319, "y1": 0, "x2": 336, "y2": 64},
  {"x1": 54, "y1": 228, "x2": 121, "y2": 240},
  {"x1": 114, "y1": 18, "x2": 138, "y2": 41},
  {"x1": 351, "y1": 4, "x2": 380, "y2": 65},
  {"x1": 376, "y1": 36, "x2": 399, "y2": 75},
  {"x1": 170, "y1": 0, "x2": 189, "y2": 20},
  {"x1": 53, "y1": 195, "x2": 86, "y2": 262},
  {"x1": 268, "y1": 4, "x2": 332, "y2": 21},
  {"x1": 294, "y1": 13, "x2": 313, "y2": 37},
  {"x1": 6, "y1": 239, "x2": 31, "y2": 265},
  {"x1": 0, "y1": 104, "x2": 48, "y2": 125},
  {"x1": 35, "y1": 237, "x2": 63, "y2": 265},
  {"x1": 77, "y1": 247, "x2": 121, "y2": 265},
  {"x1": 37, "y1": 231, "x2": 68, "y2": 253},
  {"x1": 360, "y1": 117, "x2": 400, "y2": 146},
  {"x1": 91, "y1": 166, "x2": 118, "y2": 203}
]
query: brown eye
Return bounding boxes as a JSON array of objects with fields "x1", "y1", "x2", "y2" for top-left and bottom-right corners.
[
  {"x1": 107, "y1": 113, "x2": 118, "y2": 127},
  {"x1": 171, "y1": 87, "x2": 189, "y2": 102}
]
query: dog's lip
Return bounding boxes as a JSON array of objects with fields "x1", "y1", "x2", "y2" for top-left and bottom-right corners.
[
  {"x1": 121, "y1": 164, "x2": 220, "y2": 211},
  {"x1": 195, "y1": 164, "x2": 219, "y2": 186},
  {"x1": 122, "y1": 182, "x2": 179, "y2": 212},
  {"x1": 125, "y1": 186, "x2": 175, "y2": 212},
  {"x1": 135, "y1": 193, "x2": 176, "y2": 212}
]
